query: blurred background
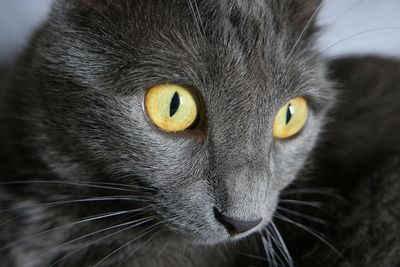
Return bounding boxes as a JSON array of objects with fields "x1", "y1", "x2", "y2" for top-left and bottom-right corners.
[{"x1": 0, "y1": 0, "x2": 399, "y2": 63}]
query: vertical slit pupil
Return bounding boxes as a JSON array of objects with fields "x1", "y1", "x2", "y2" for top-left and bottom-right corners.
[
  {"x1": 170, "y1": 92, "x2": 180, "y2": 117},
  {"x1": 286, "y1": 103, "x2": 293, "y2": 125}
]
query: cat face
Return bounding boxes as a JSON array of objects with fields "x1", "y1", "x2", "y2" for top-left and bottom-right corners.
[{"x1": 33, "y1": 0, "x2": 334, "y2": 244}]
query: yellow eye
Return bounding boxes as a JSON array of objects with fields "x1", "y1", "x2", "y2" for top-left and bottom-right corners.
[
  {"x1": 273, "y1": 97, "x2": 308, "y2": 139},
  {"x1": 145, "y1": 84, "x2": 200, "y2": 132}
]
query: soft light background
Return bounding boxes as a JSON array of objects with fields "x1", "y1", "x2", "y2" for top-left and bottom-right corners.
[{"x1": 0, "y1": 0, "x2": 399, "y2": 63}]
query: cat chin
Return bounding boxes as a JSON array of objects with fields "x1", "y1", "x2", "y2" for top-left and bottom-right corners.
[
  {"x1": 191, "y1": 227, "x2": 266, "y2": 246},
  {"x1": 160, "y1": 226, "x2": 230, "y2": 245}
]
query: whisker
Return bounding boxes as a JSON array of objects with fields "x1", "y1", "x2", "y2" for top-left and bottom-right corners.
[
  {"x1": 238, "y1": 252, "x2": 269, "y2": 263},
  {"x1": 282, "y1": 187, "x2": 335, "y2": 194},
  {"x1": 0, "y1": 214, "x2": 26, "y2": 228},
  {"x1": 265, "y1": 228, "x2": 285, "y2": 267},
  {"x1": 274, "y1": 213, "x2": 345, "y2": 261},
  {"x1": 328, "y1": 0, "x2": 366, "y2": 26},
  {"x1": 270, "y1": 222, "x2": 294, "y2": 267},
  {"x1": 192, "y1": 0, "x2": 206, "y2": 36},
  {"x1": 60, "y1": 217, "x2": 152, "y2": 248},
  {"x1": 92, "y1": 220, "x2": 166, "y2": 267},
  {"x1": 269, "y1": 235, "x2": 281, "y2": 267},
  {"x1": 155, "y1": 241, "x2": 169, "y2": 260},
  {"x1": 0, "y1": 180, "x2": 156, "y2": 192},
  {"x1": 277, "y1": 207, "x2": 327, "y2": 225},
  {"x1": 279, "y1": 199, "x2": 325, "y2": 211},
  {"x1": 260, "y1": 230, "x2": 274, "y2": 266},
  {"x1": 281, "y1": 188, "x2": 344, "y2": 200},
  {"x1": 287, "y1": 0, "x2": 324, "y2": 58},
  {"x1": 318, "y1": 27, "x2": 400, "y2": 56},
  {"x1": 0, "y1": 196, "x2": 150, "y2": 213},
  {"x1": 78, "y1": 181, "x2": 156, "y2": 191},
  {"x1": 0, "y1": 114, "x2": 42, "y2": 123},
  {"x1": 187, "y1": 0, "x2": 206, "y2": 39},
  {"x1": 266, "y1": 229, "x2": 288, "y2": 267},
  {"x1": 48, "y1": 217, "x2": 155, "y2": 267},
  {"x1": 0, "y1": 208, "x2": 147, "y2": 252},
  {"x1": 116, "y1": 227, "x2": 165, "y2": 267}
]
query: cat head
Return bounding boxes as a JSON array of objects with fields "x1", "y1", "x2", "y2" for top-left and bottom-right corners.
[{"x1": 28, "y1": 0, "x2": 334, "y2": 244}]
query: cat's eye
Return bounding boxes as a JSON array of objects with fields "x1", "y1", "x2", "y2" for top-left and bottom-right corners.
[
  {"x1": 145, "y1": 84, "x2": 200, "y2": 132},
  {"x1": 273, "y1": 97, "x2": 308, "y2": 139}
]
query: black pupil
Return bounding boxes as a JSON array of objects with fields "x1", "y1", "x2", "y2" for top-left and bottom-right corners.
[
  {"x1": 286, "y1": 103, "x2": 293, "y2": 125},
  {"x1": 170, "y1": 92, "x2": 180, "y2": 117}
]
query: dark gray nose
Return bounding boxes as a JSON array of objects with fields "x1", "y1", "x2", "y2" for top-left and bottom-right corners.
[{"x1": 214, "y1": 208, "x2": 262, "y2": 235}]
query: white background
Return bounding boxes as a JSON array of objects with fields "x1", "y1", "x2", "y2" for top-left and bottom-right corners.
[{"x1": 0, "y1": 0, "x2": 400, "y2": 62}]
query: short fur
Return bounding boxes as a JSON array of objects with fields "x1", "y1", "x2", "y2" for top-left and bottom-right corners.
[
  {"x1": 1, "y1": 1, "x2": 399, "y2": 267},
  {"x1": 0, "y1": 0, "x2": 331, "y2": 266}
]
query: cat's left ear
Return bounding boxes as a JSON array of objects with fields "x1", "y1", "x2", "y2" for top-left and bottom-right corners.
[{"x1": 290, "y1": 0, "x2": 322, "y2": 35}]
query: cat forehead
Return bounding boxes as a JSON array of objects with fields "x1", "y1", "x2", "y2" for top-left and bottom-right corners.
[
  {"x1": 64, "y1": 0, "x2": 318, "y2": 50},
  {"x1": 53, "y1": 0, "x2": 324, "y2": 100},
  {"x1": 75, "y1": 0, "x2": 277, "y2": 13},
  {"x1": 70, "y1": 0, "x2": 288, "y2": 28},
  {"x1": 69, "y1": 0, "x2": 320, "y2": 27}
]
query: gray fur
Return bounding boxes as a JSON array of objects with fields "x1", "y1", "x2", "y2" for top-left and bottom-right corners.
[{"x1": 8, "y1": 0, "x2": 397, "y2": 267}]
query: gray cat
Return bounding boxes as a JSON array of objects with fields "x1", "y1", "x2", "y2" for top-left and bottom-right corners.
[{"x1": 0, "y1": 0, "x2": 399, "y2": 266}]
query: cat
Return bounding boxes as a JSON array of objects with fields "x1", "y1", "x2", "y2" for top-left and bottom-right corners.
[
  {"x1": 0, "y1": 0, "x2": 331, "y2": 266},
  {"x1": 0, "y1": 0, "x2": 399, "y2": 266}
]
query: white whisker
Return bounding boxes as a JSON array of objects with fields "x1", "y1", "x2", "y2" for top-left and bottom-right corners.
[
  {"x1": 116, "y1": 228, "x2": 165, "y2": 267},
  {"x1": 265, "y1": 228, "x2": 285, "y2": 267},
  {"x1": 274, "y1": 213, "x2": 345, "y2": 262},
  {"x1": 93, "y1": 220, "x2": 166, "y2": 267},
  {"x1": 279, "y1": 199, "x2": 325, "y2": 211},
  {"x1": 319, "y1": 27, "x2": 400, "y2": 57},
  {"x1": 260, "y1": 230, "x2": 275, "y2": 266},
  {"x1": 270, "y1": 222, "x2": 294, "y2": 267},
  {"x1": 288, "y1": 1, "x2": 324, "y2": 58},
  {"x1": 48, "y1": 217, "x2": 155, "y2": 267},
  {"x1": 0, "y1": 196, "x2": 150, "y2": 213},
  {"x1": 0, "y1": 208, "x2": 148, "y2": 252},
  {"x1": 328, "y1": 0, "x2": 366, "y2": 26},
  {"x1": 0, "y1": 180, "x2": 156, "y2": 192},
  {"x1": 277, "y1": 206, "x2": 327, "y2": 225}
]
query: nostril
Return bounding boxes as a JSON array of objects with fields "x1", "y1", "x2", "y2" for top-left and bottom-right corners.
[{"x1": 213, "y1": 208, "x2": 262, "y2": 235}]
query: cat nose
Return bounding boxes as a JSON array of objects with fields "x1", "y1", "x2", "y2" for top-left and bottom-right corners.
[{"x1": 214, "y1": 208, "x2": 262, "y2": 235}]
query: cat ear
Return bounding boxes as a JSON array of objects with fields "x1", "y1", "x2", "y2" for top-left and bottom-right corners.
[{"x1": 290, "y1": 0, "x2": 322, "y2": 34}]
